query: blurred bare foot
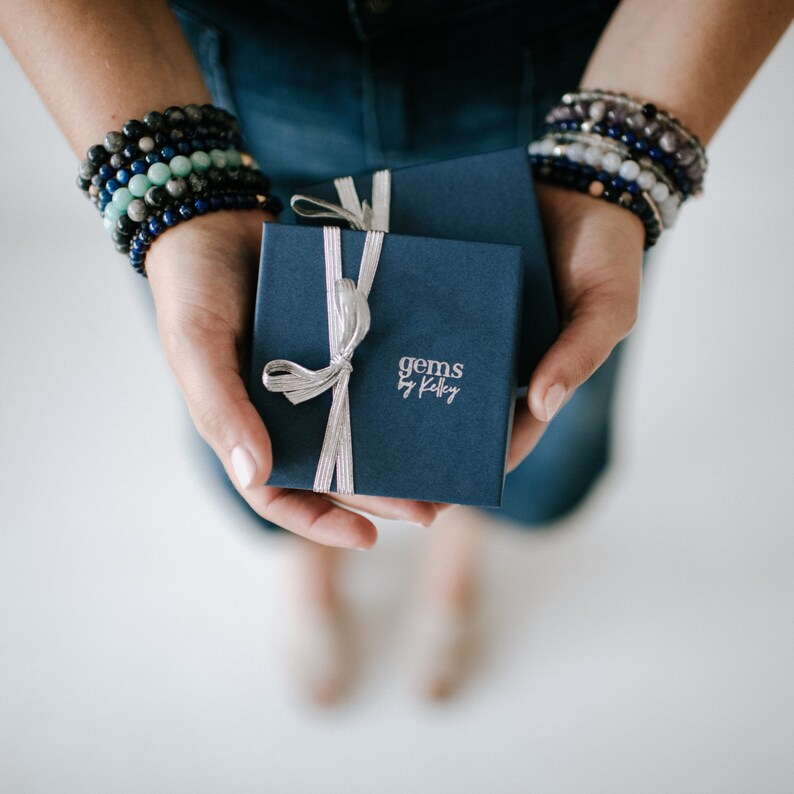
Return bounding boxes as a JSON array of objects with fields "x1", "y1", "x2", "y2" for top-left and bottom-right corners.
[
  {"x1": 280, "y1": 535, "x2": 352, "y2": 706},
  {"x1": 409, "y1": 505, "x2": 488, "y2": 700}
]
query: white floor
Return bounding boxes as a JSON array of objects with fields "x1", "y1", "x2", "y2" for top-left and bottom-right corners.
[{"x1": 1, "y1": 24, "x2": 793, "y2": 794}]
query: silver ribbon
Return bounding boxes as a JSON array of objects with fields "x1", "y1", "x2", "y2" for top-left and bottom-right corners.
[
  {"x1": 290, "y1": 169, "x2": 392, "y2": 232},
  {"x1": 262, "y1": 224, "x2": 386, "y2": 495}
]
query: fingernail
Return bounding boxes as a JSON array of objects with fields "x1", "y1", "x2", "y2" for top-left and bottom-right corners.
[
  {"x1": 543, "y1": 384, "x2": 566, "y2": 422},
  {"x1": 231, "y1": 444, "x2": 257, "y2": 489}
]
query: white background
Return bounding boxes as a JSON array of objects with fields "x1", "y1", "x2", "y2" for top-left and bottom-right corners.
[{"x1": 1, "y1": 23, "x2": 793, "y2": 794}]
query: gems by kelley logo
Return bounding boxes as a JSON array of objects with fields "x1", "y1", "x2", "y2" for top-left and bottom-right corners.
[{"x1": 397, "y1": 356, "x2": 463, "y2": 405}]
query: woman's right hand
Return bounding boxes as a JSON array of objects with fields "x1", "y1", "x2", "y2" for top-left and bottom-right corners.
[{"x1": 145, "y1": 209, "x2": 441, "y2": 549}]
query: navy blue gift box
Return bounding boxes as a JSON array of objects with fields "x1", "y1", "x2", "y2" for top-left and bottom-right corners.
[
  {"x1": 288, "y1": 146, "x2": 559, "y2": 388},
  {"x1": 248, "y1": 222, "x2": 524, "y2": 507}
]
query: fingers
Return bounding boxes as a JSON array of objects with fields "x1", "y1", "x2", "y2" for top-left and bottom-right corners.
[
  {"x1": 331, "y1": 493, "x2": 441, "y2": 526},
  {"x1": 160, "y1": 318, "x2": 273, "y2": 488},
  {"x1": 244, "y1": 487, "x2": 379, "y2": 549},
  {"x1": 528, "y1": 279, "x2": 639, "y2": 424},
  {"x1": 506, "y1": 399, "x2": 549, "y2": 473}
]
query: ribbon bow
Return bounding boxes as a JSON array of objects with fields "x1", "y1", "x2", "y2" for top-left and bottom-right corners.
[
  {"x1": 290, "y1": 169, "x2": 392, "y2": 232},
  {"x1": 262, "y1": 225, "x2": 385, "y2": 495}
]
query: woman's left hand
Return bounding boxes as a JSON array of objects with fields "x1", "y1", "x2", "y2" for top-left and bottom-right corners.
[{"x1": 506, "y1": 181, "x2": 645, "y2": 472}]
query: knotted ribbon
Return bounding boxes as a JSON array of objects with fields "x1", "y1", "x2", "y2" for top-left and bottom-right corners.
[
  {"x1": 262, "y1": 169, "x2": 392, "y2": 494},
  {"x1": 262, "y1": 227, "x2": 383, "y2": 494},
  {"x1": 290, "y1": 169, "x2": 391, "y2": 232}
]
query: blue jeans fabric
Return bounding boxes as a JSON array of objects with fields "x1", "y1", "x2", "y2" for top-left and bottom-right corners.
[{"x1": 171, "y1": 0, "x2": 626, "y2": 530}]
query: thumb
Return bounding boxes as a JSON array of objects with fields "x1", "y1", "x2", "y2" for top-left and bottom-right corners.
[
  {"x1": 527, "y1": 285, "x2": 638, "y2": 423},
  {"x1": 160, "y1": 319, "x2": 272, "y2": 490}
]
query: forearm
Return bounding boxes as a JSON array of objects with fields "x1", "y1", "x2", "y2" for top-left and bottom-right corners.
[
  {"x1": 0, "y1": 0, "x2": 211, "y2": 156},
  {"x1": 580, "y1": 0, "x2": 793, "y2": 145}
]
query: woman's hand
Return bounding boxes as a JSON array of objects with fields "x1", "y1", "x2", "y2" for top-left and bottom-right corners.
[
  {"x1": 145, "y1": 210, "x2": 441, "y2": 549},
  {"x1": 506, "y1": 182, "x2": 644, "y2": 472}
]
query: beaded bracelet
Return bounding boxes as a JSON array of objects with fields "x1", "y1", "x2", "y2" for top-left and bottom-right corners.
[
  {"x1": 530, "y1": 153, "x2": 664, "y2": 248},
  {"x1": 530, "y1": 89, "x2": 708, "y2": 248},
  {"x1": 529, "y1": 132, "x2": 681, "y2": 228},
  {"x1": 541, "y1": 89, "x2": 707, "y2": 198},
  {"x1": 76, "y1": 104, "x2": 282, "y2": 276}
]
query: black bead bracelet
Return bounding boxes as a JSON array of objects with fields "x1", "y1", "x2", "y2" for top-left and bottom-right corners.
[{"x1": 76, "y1": 104, "x2": 282, "y2": 275}]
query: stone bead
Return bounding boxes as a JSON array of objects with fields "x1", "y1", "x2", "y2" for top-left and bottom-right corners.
[
  {"x1": 164, "y1": 106, "x2": 186, "y2": 127},
  {"x1": 87, "y1": 144, "x2": 109, "y2": 165},
  {"x1": 606, "y1": 106, "x2": 627, "y2": 125},
  {"x1": 207, "y1": 167, "x2": 228, "y2": 188},
  {"x1": 584, "y1": 100, "x2": 603, "y2": 122},
  {"x1": 650, "y1": 181, "x2": 670, "y2": 203},
  {"x1": 147, "y1": 162, "x2": 172, "y2": 186},
  {"x1": 619, "y1": 191, "x2": 634, "y2": 208},
  {"x1": 583, "y1": 146, "x2": 603, "y2": 167},
  {"x1": 659, "y1": 130, "x2": 678, "y2": 153},
  {"x1": 618, "y1": 159, "x2": 641, "y2": 181},
  {"x1": 659, "y1": 196, "x2": 679, "y2": 226},
  {"x1": 103, "y1": 203, "x2": 123, "y2": 223},
  {"x1": 188, "y1": 171, "x2": 210, "y2": 193},
  {"x1": 103, "y1": 216, "x2": 116, "y2": 234},
  {"x1": 601, "y1": 152, "x2": 622, "y2": 174},
  {"x1": 109, "y1": 153, "x2": 126, "y2": 170},
  {"x1": 126, "y1": 199, "x2": 147, "y2": 222},
  {"x1": 138, "y1": 136, "x2": 155, "y2": 154},
  {"x1": 566, "y1": 143, "x2": 585, "y2": 163},
  {"x1": 144, "y1": 186, "x2": 168, "y2": 208},
  {"x1": 165, "y1": 176, "x2": 188, "y2": 199},
  {"x1": 104, "y1": 131, "x2": 125, "y2": 153},
  {"x1": 686, "y1": 161, "x2": 704, "y2": 180},
  {"x1": 122, "y1": 119, "x2": 146, "y2": 140},
  {"x1": 184, "y1": 104, "x2": 203, "y2": 125},
  {"x1": 588, "y1": 181, "x2": 605, "y2": 197},
  {"x1": 143, "y1": 111, "x2": 167, "y2": 133},
  {"x1": 78, "y1": 160, "x2": 96, "y2": 180},
  {"x1": 225, "y1": 148, "x2": 242, "y2": 168},
  {"x1": 116, "y1": 215, "x2": 138, "y2": 235},
  {"x1": 209, "y1": 148, "x2": 227, "y2": 168},
  {"x1": 636, "y1": 170, "x2": 657, "y2": 191},
  {"x1": 626, "y1": 112, "x2": 647, "y2": 130},
  {"x1": 642, "y1": 120, "x2": 661, "y2": 139},
  {"x1": 675, "y1": 147, "x2": 697, "y2": 167},
  {"x1": 111, "y1": 187, "x2": 133, "y2": 211},
  {"x1": 178, "y1": 203, "x2": 195, "y2": 220},
  {"x1": 169, "y1": 155, "x2": 192, "y2": 177},
  {"x1": 190, "y1": 150, "x2": 212, "y2": 171}
]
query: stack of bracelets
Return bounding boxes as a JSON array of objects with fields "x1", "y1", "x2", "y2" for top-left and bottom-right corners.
[
  {"x1": 75, "y1": 104, "x2": 283, "y2": 276},
  {"x1": 528, "y1": 89, "x2": 708, "y2": 249}
]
